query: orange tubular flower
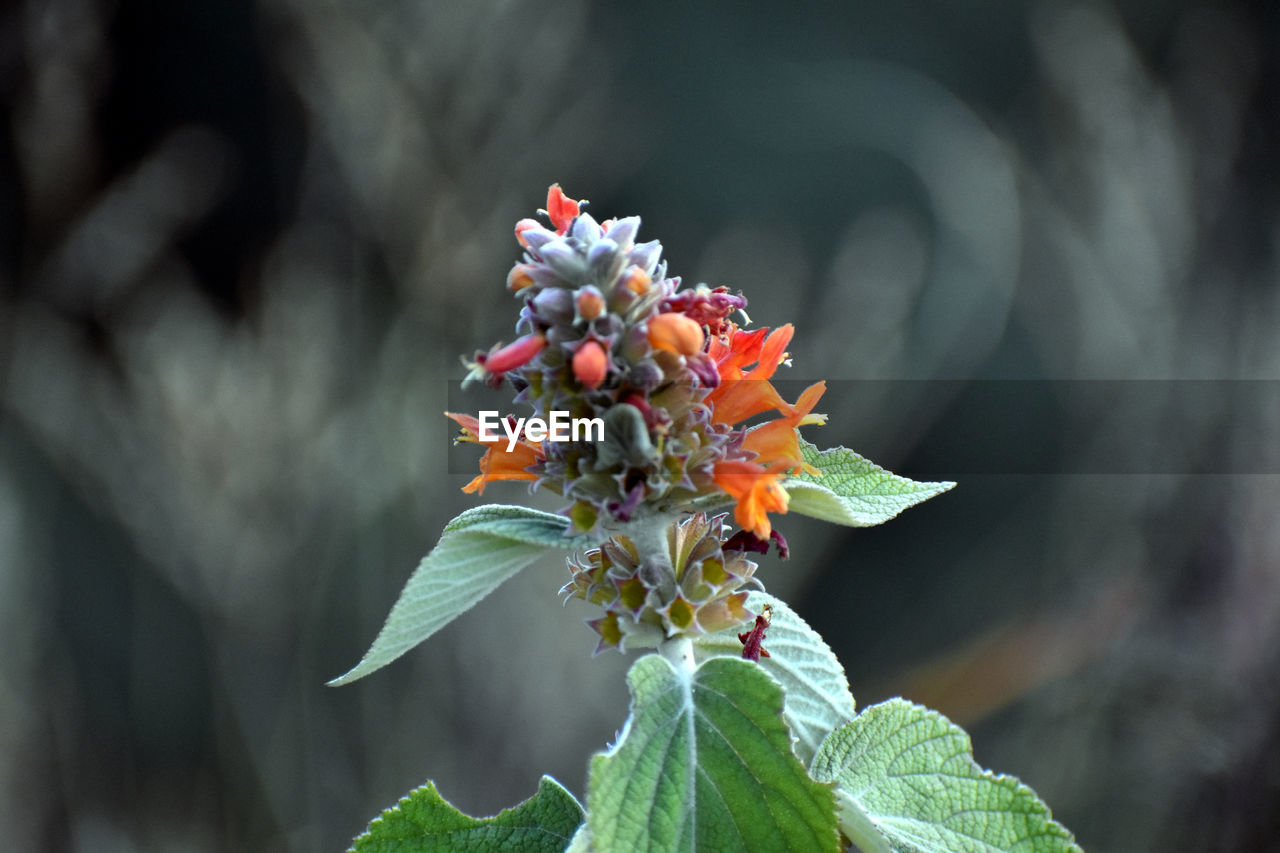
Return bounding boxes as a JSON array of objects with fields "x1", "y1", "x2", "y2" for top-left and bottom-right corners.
[
  {"x1": 741, "y1": 380, "x2": 828, "y2": 474},
  {"x1": 712, "y1": 459, "x2": 792, "y2": 539},
  {"x1": 482, "y1": 332, "x2": 546, "y2": 375},
  {"x1": 445, "y1": 412, "x2": 543, "y2": 494},
  {"x1": 706, "y1": 324, "x2": 797, "y2": 425},
  {"x1": 705, "y1": 325, "x2": 827, "y2": 536},
  {"x1": 707, "y1": 326, "x2": 767, "y2": 382}
]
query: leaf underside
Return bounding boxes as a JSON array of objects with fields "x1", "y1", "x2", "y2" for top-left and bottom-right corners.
[
  {"x1": 329, "y1": 505, "x2": 586, "y2": 686},
  {"x1": 810, "y1": 699, "x2": 1082, "y2": 853},
  {"x1": 786, "y1": 439, "x2": 954, "y2": 527}
]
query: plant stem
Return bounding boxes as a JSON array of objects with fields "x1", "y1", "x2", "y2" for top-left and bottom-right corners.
[{"x1": 659, "y1": 634, "x2": 695, "y2": 672}]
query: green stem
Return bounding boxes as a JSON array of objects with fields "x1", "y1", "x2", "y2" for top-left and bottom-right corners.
[{"x1": 658, "y1": 634, "x2": 695, "y2": 672}]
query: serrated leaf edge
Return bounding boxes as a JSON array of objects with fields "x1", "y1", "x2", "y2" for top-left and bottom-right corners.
[
  {"x1": 812, "y1": 699, "x2": 1082, "y2": 853},
  {"x1": 349, "y1": 775, "x2": 583, "y2": 852},
  {"x1": 328, "y1": 504, "x2": 587, "y2": 686}
]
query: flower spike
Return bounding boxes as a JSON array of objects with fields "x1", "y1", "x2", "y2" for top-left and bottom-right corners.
[{"x1": 455, "y1": 184, "x2": 826, "y2": 586}]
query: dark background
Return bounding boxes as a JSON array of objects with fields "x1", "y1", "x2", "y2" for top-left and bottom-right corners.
[{"x1": 3, "y1": 1, "x2": 1278, "y2": 850}]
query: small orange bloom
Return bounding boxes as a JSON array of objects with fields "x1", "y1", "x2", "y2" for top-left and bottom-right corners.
[
  {"x1": 707, "y1": 326, "x2": 767, "y2": 381},
  {"x1": 575, "y1": 287, "x2": 605, "y2": 321},
  {"x1": 741, "y1": 381, "x2": 827, "y2": 474},
  {"x1": 619, "y1": 265, "x2": 651, "y2": 295},
  {"x1": 713, "y1": 459, "x2": 792, "y2": 539},
  {"x1": 445, "y1": 412, "x2": 542, "y2": 494},
  {"x1": 706, "y1": 324, "x2": 796, "y2": 425},
  {"x1": 507, "y1": 264, "x2": 536, "y2": 292},
  {"x1": 542, "y1": 184, "x2": 582, "y2": 234},
  {"x1": 706, "y1": 326, "x2": 826, "y2": 534},
  {"x1": 648, "y1": 312, "x2": 705, "y2": 357}
]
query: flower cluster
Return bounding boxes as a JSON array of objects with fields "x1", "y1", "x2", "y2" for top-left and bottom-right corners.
[
  {"x1": 560, "y1": 512, "x2": 760, "y2": 652},
  {"x1": 448, "y1": 185, "x2": 826, "y2": 543}
]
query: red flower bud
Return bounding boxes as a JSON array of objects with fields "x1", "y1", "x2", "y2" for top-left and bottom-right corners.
[
  {"x1": 514, "y1": 219, "x2": 542, "y2": 248},
  {"x1": 572, "y1": 340, "x2": 609, "y2": 390},
  {"x1": 480, "y1": 332, "x2": 546, "y2": 375}
]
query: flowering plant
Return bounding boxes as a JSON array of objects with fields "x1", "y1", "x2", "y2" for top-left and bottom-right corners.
[{"x1": 333, "y1": 187, "x2": 1081, "y2": 852}]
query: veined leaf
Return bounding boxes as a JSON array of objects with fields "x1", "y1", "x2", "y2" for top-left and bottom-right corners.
[
  {"x1": 588, "y1": 652, "x2": 839, "y2": 852},
  {"x1": 810, "y1": 699, "x2": 1081, "y2": 853},
  {"x1": 350, "y1": 775, "x2": 583, "y2": 852},
  {"x1": 329, "y1": 505, "x2": 585, "y2": 686},
  {"x1": 785, "y1": 439, "x2": 954, "y2": 527},
  {"x1": 693, "y1": 592, "x2": 856, "y2": 765}
]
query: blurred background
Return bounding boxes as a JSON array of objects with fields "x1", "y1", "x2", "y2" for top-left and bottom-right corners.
[{"x1": 2, "y1": 0, "x2": 1278, "y2": 850}]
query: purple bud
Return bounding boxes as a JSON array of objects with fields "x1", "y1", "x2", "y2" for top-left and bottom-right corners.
[
  {"x1": 617, "y1": 325, "x2": 650, "y2": 361},
  {"x1": 587, "y1": 238, "x2": 617, "y2": 261},
  {"x1": 628, "y1": 240, "x2": 663, "y2": 276},
  {"x1": 606, "y1": 216, "x2": 640, "y2": 251},
  {"x1": 538, "y1": 239, "x2": 586, "y2": 282},
  {"x1": 587, "y1": 238, "x2": 620, "y2": 275},
  {"x1": 723, "y1": 530, "x2": 767, "y2": 555},
  {"x1": 529, "y1": 264, "x2": 562, "y2": 287},
  {"x1": 531, "y1": 287, "x2": 575, "y2": 324},
  {"x1": 723, "y1": 529, "x2": 789, "y2": 559},
  {"x1": 522, "y1": 227, "x2": 557, "y2": 251},
  {"x1": 627, "y1": 359, "x2": 664, "y2": 390},
  {"x1": 686, "y1": 354, "x2": 721, "y2": 389},
  {"x1": 608, "y1": 482, "x2": 646, "y2": 523},
  {"x1": 544, "y1": 325, "x2": 577, "y2": 349},
  {"x1": 606, "y1": 285, "x2": 638, "y2": 316},
  {"x1": 590, "y1": 313, "x2": 624, "y2": 338},
  {"x1": 571, "y1": 212, "x2": 603, "y2": 243}
]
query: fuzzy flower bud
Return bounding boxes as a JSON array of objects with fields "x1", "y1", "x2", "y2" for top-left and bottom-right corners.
[
  {"x1": 575, "y1": 286, "x2": 605, "y2": 322},
  {"x1": 619, "y1": 265, "x2": 651, "y2": 295},
  {"x1": 514, "y1": 218, "x2": 542, "y2": 248},
  {"x1": 572, "y1": 340, "x2": 609, "y2": 390},
  {"x1": 507, "y1": 263, "x2": 536, "y2": 292},
  {"x1": 647, "y1": 312, "x2": 706, "y2": 357}
]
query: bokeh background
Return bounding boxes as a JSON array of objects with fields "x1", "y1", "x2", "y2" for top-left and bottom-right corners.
[{"x1": 3, "y1": 1, "x2": 1278, "y2": 850}]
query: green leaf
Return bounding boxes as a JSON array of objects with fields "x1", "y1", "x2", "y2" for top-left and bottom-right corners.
[
  {"x1": 350, "y1": 775, "x2": 584, "y2": 852},
  {"x1": 785, "y1": 439, "x2": 954, "y2": 527},
  {"x1": 328, "y1": 505, "x2": 586, "y2": 686},
  {"x1": 693, "y1": 592, "x2": 856, "y2": 765},
  {"x1": 810, "y1": 699, "x2": 1082, "y2": 853},
  {"x1": 588, "y1": 651, "x2": 839, "y2": 853}
]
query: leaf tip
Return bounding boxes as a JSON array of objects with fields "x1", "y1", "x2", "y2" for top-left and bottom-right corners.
[{"x1": 324, "y1": 664, "x2": 366, "y2": 688}]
